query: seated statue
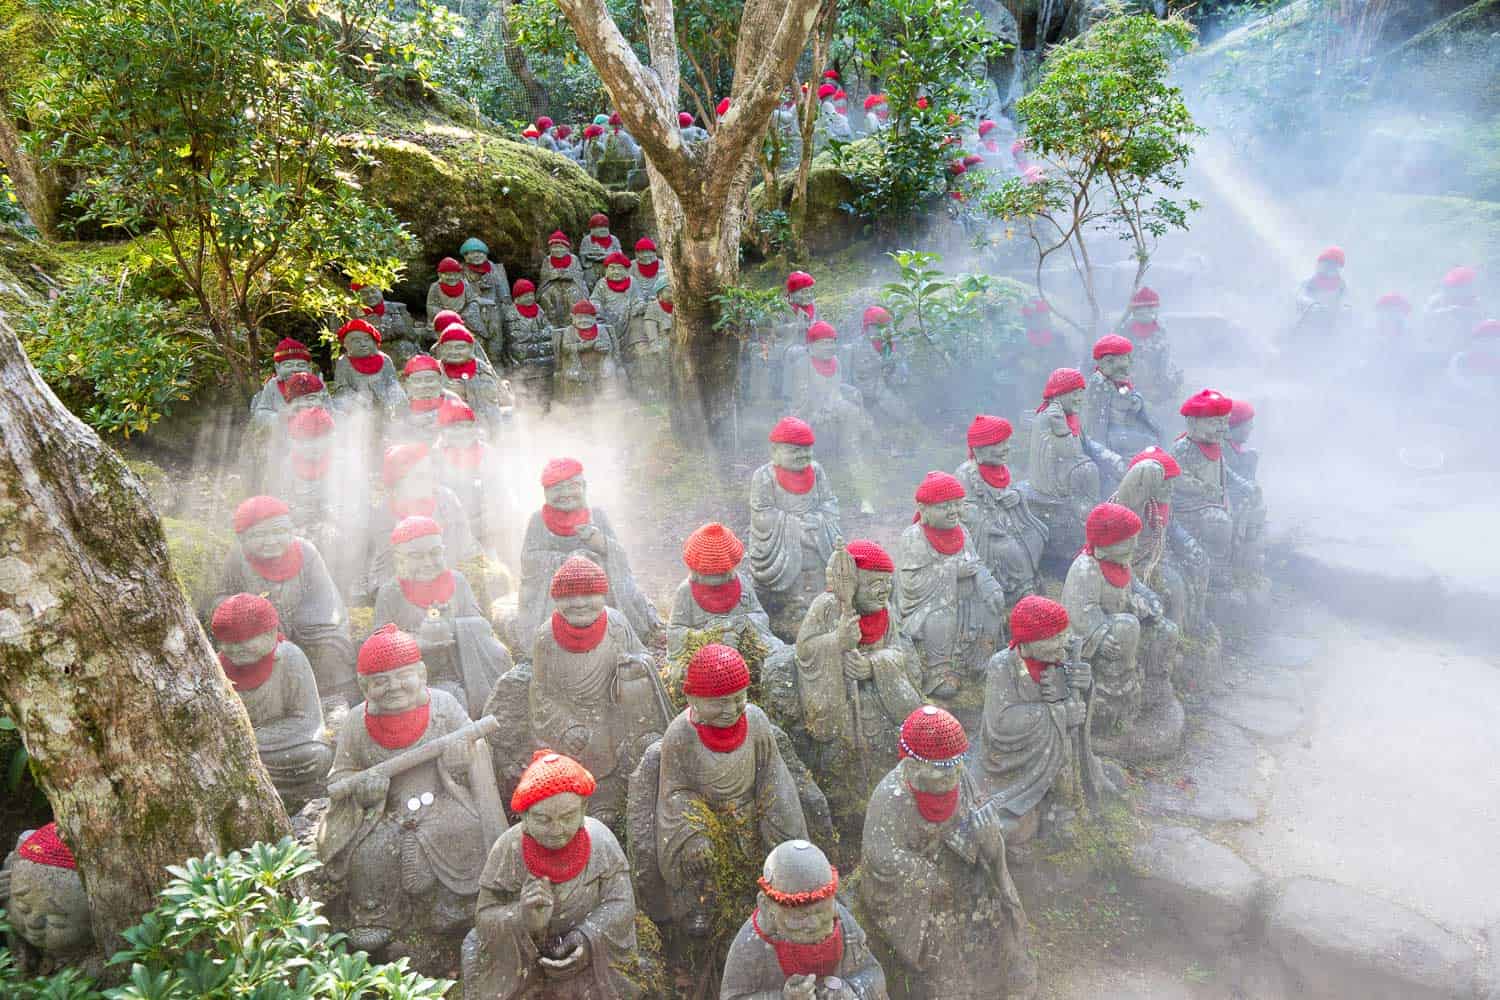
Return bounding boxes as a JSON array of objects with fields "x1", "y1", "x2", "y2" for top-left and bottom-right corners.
[
  {"x1": 1110, "y1": 447, "x2": 1210, "y2": 639},
  {"x1": 526, "y1": 557, "x2": 672, "y2": 827},
  {"x1": 249, "y1": 337, "x2": 315, "y2": 449},
  {"x1": 783, "y1": 321, "x2": 869, "y2": 465},
  {"x1": 516, "y1": 457, "x2": 661, "y2": 644},
  {"x1": 865, "y1": 94, "x2": 891, "y2": 134},
  {"x1": 1114, "y1": 287, "x2": 1182, "y2": 406},
  {"x1": 366, "y1": 443, "x2": 480, "y2": 601},
  {"x1": 1225, "y1": 398, "x2": 1266, "y2": 575},
  {"x1": 974, "y1": 596, "x2": 1103, "y2": 843},
  {"x1": 744, "y1": 271, "x2": 817, "y2": 403},
  {"x1": 1169, "y1": 389, "x2": 1257, "y2": 590},
  {"x1": 844, "y1": 306, "x2": 914, "y2": 427},
  {"x1": 579, "y1": 213, "x2": 623, "y2": 289},
  {"x1": 1426, "y1": 265, "x2": 1483, "y2": 353},
  {"x1": 435, "y1": 400, "x2": 516, "y2": 566},
  {"x1": 428, "y1": 257, "x2": 485, "y2": 335},
  {"x1": 316, "y1": 625, "x2": 497, "y2": 960},
  {"x1": 537, "y1": 231, "x2": 590, "y2": 328},
  {"x1": 461, "y1": 750, "x2": 642, "y2": 999},
  {"x1": 460, "y1": 237, "x2": 511, "y2": 358},
  {"x1": 331, "y1": 318, "x2": 406, "y2": 422},
  {"x1": 397, "y1": 354, "x2": 463, "y2": 441},
  {"x1": 1062, "y1": 503, "x2": 1181, "y2": 760},
  {"x1": 1, "y1": 824, "x2": 98, "y2": 978},
  {"x1": 553, "y1": 301, "x2": 618, "y2": 408},
  {"x1": 629, "y1": 236, "x2": 662, "y2": 285},
  {"x1": 677, "y1": 112, "x2": 710, "y2": 152},
  {"x1": 1023, "y1": 367, "x2": 1110, "y2": 568},
  {"x1": 956, "y1": 415, "x2": 1046, "y2": 613},
  {"x1": 857, "y1": 707, "x2": 1037, "y2": 1000},
  {"x1": 627, "y1": 645, "x2": 809, "y2": 937},
  {"x1": 435, "y1": 324, "x2": 511, "y2": 433},
  {"x1": 351, "y1": 281, "x2": 419, "y2": 369},
  {"x1": 1294, "y1": 246, "x2": 1351, "y2": 338},
  {"x1": 276, "y1": 406, "x2": 342, "y2": 551},
  {"x1": 1083, "y1": 334, "x2": 1162, "y2": 460},
  {"x1": 504, "y1": 279, "x2": 559, "y2": 413},
  {"x1": 210, "y1": 593, "x2": 333, "y2": 808},
  {"x1": 748, "y1": 417, "x2": 844, "y2": 640},
  {"x1": 721, "y1": 840, "x2": 888, "y2": 1000},
  {"x1": 374, "y1": 515, "x2": 513, "y2": 719},
  {"x1": 213, "y1": 495, "x2": 356, "y2": 703},
  {"x1": 248, "y1": 364, "x2": 329, "y2": 493},
  {"x1": 894, "y1": 472, "x2": 1005, "y2": 699},
  {"x1": 621, "y1": 276, "x2": 671, "y2": 402},
  {"x1": 588, "y1": 252, "x2": 647, "y2": 358},
  {"x1": 1006, "y1": 298, "x2": 1073, "y2": 414}
]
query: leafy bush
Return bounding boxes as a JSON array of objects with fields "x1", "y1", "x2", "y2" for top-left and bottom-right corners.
[{"x1": 18, "y1": 280, "x2": 215, "y2": 437}]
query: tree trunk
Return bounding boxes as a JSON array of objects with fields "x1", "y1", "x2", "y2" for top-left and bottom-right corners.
[
  {"x1": 494, "y1": 1, "x2": 549, "y2": 115},
  {"x1": 664, "y1": 197, "x2": 744, "y2": 452},
  {"x1": 0, "y1": 309, "x2": 290, "y2": 965},
  {"x1": 0, "y1": 105, "x2": 63, "y2": 240}
]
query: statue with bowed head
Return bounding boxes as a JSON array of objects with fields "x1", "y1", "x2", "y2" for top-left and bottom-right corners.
[
  {"x1": 428, "y1": 257, "x2": 485, "y2": 335},
  {"x1": 623, "y1": 276, "x2": 671, "y2": 401},
  {"x1": 589, "y1": 251, "x2": 646, "y2": 352},
  {"x1": 460, "y1": 237, "x2": 511, "y2": 351},
  {"x1": 956, "y1": 415, "x2": 1047, "y2": 615},
  {"x1": 554, "y1": 301, "x2": 618, "y2": 408},
  {"x1": 1114, "y1": 286, "x2": 1182, "y2": 405},
  {"x1": 678, "y1": 111, "x2": 710, "y2": 150},
  {"x1": 538, "y1": 231, "x2": 590, "y2": 328},
  {"x1": 1082, "y1": 334, "x2": 1162, "y2": 461},
  {"x1": 462, "y1": 750, "x2": 644, "y2": 999},
  {"x1": 857, "y1": 707, "x2": 1038, "y2": 1000},
  {"x1": 579, "y1": 213, "x2": 622, "y2": 289},
  {"x1": 1169, "y1": 389, "x2": 1258, "y2": 591},
  {"x1": 1023, "y1": 367, "x2": 1112, "y2": 568},
  {"x1": 250, "y1": 337, "x2": 315, "y2": 438},
  {"x1": 332, "y1": 318, "x2": 407, "y2": 422},
  {"x1": 210, "y1": 593, "x2": 332, "y2": 809},
  {"x1": 434, "y1": 324, "x2": 511, "y2": 433},
  {"x1": 720, "y1": 840, "x2": 888, "y2": 1000},
  {"x1": 1, "y1": 824, "x2": 98, "y2": 978},
  {"x1": 1110, "y1": 447, "x2": 1210, "y2": 638},
  {"x1": 629, "y1": 237, "x2": 662, "y2": 284},
  {"x1": 505, "y1": 279, "x2": 560, "y2": 413},
  {"x1": 434, "y1": 399, "x2": 517, "y2": 566},
  {"x1": 365, "y1": 443, "x2": 479, "y2": 602},
  {"x1": 351, "y1": 281, "x2": 419, "y2": 369},
  {"x1": 1294, "y1": 246, "x2": 1351, "y2": 338},
  {"x1": 784, "y1": 321, "x2": 868, "y2": 466}
]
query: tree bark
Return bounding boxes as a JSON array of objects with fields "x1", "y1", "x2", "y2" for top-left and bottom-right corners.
[
  {"x1": 493, "y1": 1, "x2": 549, "y2": 115},
  {"x1": 0, "y1": 308, "x2": 290, "y2": 964},
  {"x1": 0, "y1": 105, "x2": 63, "y2": 240}
]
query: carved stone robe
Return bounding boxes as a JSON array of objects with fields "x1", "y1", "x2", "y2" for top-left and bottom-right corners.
[
  {"x1": 666, "y1": 571, "x2": 791, "y2": 681},
  {"x1": 1112, "y1": 320, "x2": 1182, "y2": 405},
  {"x1": 747, "y1": 462, "x2": 842, "y2": 602},
  {"x1": 892, "y1": 522, "x2": 1003, "y2": 679},
  {"x1": 516, "y1": 506, "x2": 659, "y2": 644},
  {"x1": 1082, "y1": 369, "x2": 1160, "y2": 458},
  {"x1": 463, "y1": 260, "x2": 512, "y2": 355},
  {"x1": 553, "y1": 323, "x2": 617, "y2": 406},
  {"x1": 427, "y1": 278, "x2": 486, "y2": 334},
  {"x1": 955, "y1": 460, "x2": 1046, "y2": 605},
  {"x1": 720, "y1": 901, "x2": 888, "y2": 1000},
  {"x1": 365, "y1": 487, "x2": 479, "y2": 600},
  {"x1": 332, "y1": 353, "x2": 407, "y2": 419},
  {"x1": 1060, "y1": 553, "x2": 1145, "y2": 735},
  {"x1": 235, "y1": 639, "x2": 333, "y2": 802},
  {"x1": 1026, "y1": 401, "x2": 1097, "y2": 503},
  {"x1": 974, "y1": 648, "x2": 1082, "y2": 822},
  {"x1": 588, "y1": 276, "x2": 646, "y2": 349},
  {"x1": 537, "y1": 256, "x2": 590, "y2": 328}
]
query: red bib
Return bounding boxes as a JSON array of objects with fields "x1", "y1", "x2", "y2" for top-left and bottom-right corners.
[
  {"x1": 410, "y1": 396, "x2": 443, "y2": 413},
  {"x1": 522, "y1": 827, "x2": 591, "y2": 883},
  {"x1": 552, "y1": 611, "x2": 607, "y2": 653},
  {"x1": 858, "y1": 608, "x2": 889, "y2": 646},
  {"x1": 219, "y1": 641, "x2": 280, "y2": 693},
  {"x1": 1026, "y1": 328, "x2": 1056, "y2": 347},
  {"x1": 1128, "y1": 320, "x2": 1158, "y2": 340},
  {"x1": 659, "y1": 300, "x2": 674, "y2": 314},
  {"x1": 363, "y1": 301, "x2": 386, "y2": 317},
  {"x1": 606, "y1": 276, "x2": 631, "y2": 293},
  {"x1": 363, "y1": 699, "x2": 431, "y2": 750},
  {"x1": 753, "y1": 911, "x2": 844, "y2": 979},
  {"x1": 438, "y1": 280, "x2": 465, "y2": 297},
  {"x1": 549, "y1": 254, "x2": 573, "y2": 270},
  {"x1": 1021, "y1": 656, "x2": 1055, "y2": 685},
  {"x1": 442, "y1": 443, "x2": 485, "y2": 470},
  {"x1": 908, "y1": 783, "x2": 959, "y2": 823},
  {"x1": 468, "y1": 260, "x2": 492, "y2": 275},
  {"x1": 576, "y1": 325, "x2": 600, "y2": 342},
  {"x1": 391, "y1": 495, "x2": 437, "y2": 520},
  {"x1": 773, "y1": 465, "x2": 816, "y2": 495},
  {"x1": 635, "y1": 259, "x2": 660, "y2": 279},
  {"x1": 810, "y1": 356, "x2": 838, "y2": 377},
  {"x1": 692, "y1": 714, "x2": 748, "y2": 753},
  {"x1": 442, "y1": 359, "x2": 477, "y2": 381},
  {"x1": 977, "y1": 463, "x2": 1011, "y2": 489},
  {"x1": 541, "y1": 504, "x2": 591, "y2": 537},
  {"x1": 399, "y1": 570, "x2": 455, "y2": 608},
  {"x1": 247, "y1": 540, "x2": 304, "y2": 583},
  {"x1": 1096, "y1": 559, "x2": 1132, "y2": 588},
  {"x1": 922, "y1": 524, "x2": 965, "y2": 556},
  {"x1": 691, "y1": 577, "x2": 742, "y2": 614},
  {"x1": 291, "y1": 454, "x2": 331, "y2": 481},
  {"x1": 516, "y1": 301, "x2": 540, "y2": 319},
  {"x1": 1065, "y1": 413, "x2": 1081, "y2": 436},
  {"x1": 590, "y1": 235, "x2": 613, "y2": 249},
  {"x1": 349, "y1": 354, "x2": 384, "y2": 376}
]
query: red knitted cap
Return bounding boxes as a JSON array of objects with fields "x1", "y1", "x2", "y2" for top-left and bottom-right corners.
[
  {"x1": 274, "y1": 338, "x2": 311, "y2": 363},
  {"x1": 522, "y1": 127, "x2": 540, "y2": 139},
  {"x1": 211, "y1": 592, "x2": 279, "y2": 643},
  {"x1": 589, "y1": 213, "x2": 609, "y2": 228},
  {"x1": 818, "y1": 83, "x2": 837, "y2": 100},
  {"x1": 967, "y1": 414, "x2": 1012, "y2": 448},
  {"x1": 548, "y1": 230, "x2": 570, "y2": 247},
  {"x1": 679, "y1": 112, "x2": 694, "y2": 127},
  {"x1": 1376, "y1": 292, "x2": 1411, "y2": 313},
  {"x1": 571, "y1": 300, "x2": 598, "y2": 316},
  {"x1": 1021, "y1": 297, "x2": 1049, "y2": 317},
  {"x1": 684, "y1": 522, "x2": 745, "y2": 574},
  {"x1": 233, "y1": 495, "x2": 290, "y2": 533},
  {"x1": 583, "y1": 124, "x2": 604, "y2": 139},
  {"x1": 683, "y1": 643, "x2": 750, "y2": 697},
  {"x1": 716, "y1": 98, "x2": 730, "y2": 115},
  {"x1": 282, "y1": 372, "x2": 324, "y2": 401},
  {"x1": 358, "y1": 623, "x2": 422, "y2": 675},
  {"x1": 513, "y1": 279, "x2": 536, "y2": 297},
  {"x1": 864, "y1": 94, "x2": 887, "y2": 110},
  {"x1": 603, "y1": 251, "x2": 630, "y2": 268},
  {"x1": 437, "y1": 256, "x2": 463, "y2": 274},
  {"x1": 536, "y1": 116, "x2": 554, "y2": 130},
  {"x1": 337, "y1": 318, "x2": 381, "y2": 344},
  {"x1": 1009, "y1": 595, "x2": 1069, "y2": 645},
  {"x1": 404, "y1": 354, "x2": 440, "y2": 376},
  {"x1": 1093, "y1": 333, "x2": 1134, "y2": 359},
  {"x1": 1042, "y1": 368, "x2": 1087, "y2": 400},
  {"x1": 391, "y1": 515, "x2": 442, "y2": 547},
  {"x1": 785, "y1": 271, "x2": 815, "y2": 294},
  {"x1": 382, "y1": 443, "x2": 430, "y2": 487},
  {"x1": 806, "y1": 321, "x2": 837, "y2": 343},
  {"x1": 432, "y1": 309, "x2": 464, "y2": 333},
  {"x1": 635, "y1": 237, "x2": 657, "y2": 252},
  {"x1": 1129, "y1": 446, "x2": 1181, "y2": 479},
  {"x1": 899, "y1": 705, "x2": 968, "y2": 762},
  {"x1": 862, "y1": 305, "x2": 892, "y2": 327},
  {"x1": 550, "y1": 555, "x2": 609, "y2": 598},
  {"x1": 1086, "y1": 502, "x2": 1143, "y2": 549},
  {"x1": 823, "y1": 68, "x2": 840, "y2": 79},
  {"x1": 1180, "y1": 388, "x2": 1232, "y2": 418},
  {"x1": 914, "y1": 471, "x2": 966, "y2": 505},
  {"x1": 1317, "y1": 246, "x2": 1345, "y2": 266},
  {"x1": 541, "y1": 457, "x2": 584, "y2": 487},
  {"x1": 511, "y1": 749, "x2": 597, "y2": 813},
  {"x1": 846, "y1": 539, "x2": 894, "y2": 573},
  {"x1": 18, "y1": 823, "x2": 76, "y2": 870},
  {"x1": 437, "y1": 325, "x2": 474, "y2": 345},
  {"x1": 769, "y1": 416, "x2": 815, "y2": 446},
  {"x1": 1443, "y1": 266, "x2": 1476, "y2": 288},
  {"x1": 1129, "y1": 286, "x2": 1160, "y2": 308},
  {"x1": 1228, "y1": 398, "x2": 1255, "y2": 426},
  {"x1": 437, "y1": 399, "x2": 475, "y2": 425},
  {"x1": 287, "y1": 406, "x2": 335, "y2": 441},
  {"x1": 1474, "y1": 319, "x2": 1500, "y2": 339}
]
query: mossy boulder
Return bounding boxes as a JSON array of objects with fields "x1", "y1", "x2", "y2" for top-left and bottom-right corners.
[{"x1": 1383, "y1": 0, "x2": 1500, "y2": 112}]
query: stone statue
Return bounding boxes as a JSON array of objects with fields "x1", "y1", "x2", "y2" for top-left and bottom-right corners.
[
  {"x1": 435, "y1": 324, "x2": 511, "y2": 432},
  {"x1": 748, "y1": 417, "x2": 844, "y2": 640},
  {"x1": 720, "y1": 840, "x2": 888, "y2": 1000},
  {"x1": 460, "y1": 237, "x2": 511, "y2": 355},
  {"x1": 1008, "y1": 298, "x2": 1072, "y2": 413},
  {"x1": 366, "y1": 443, "x2": 480, "y2": 601},
  {"x1": 627, "y1": 645, "x2": 809, "y2": 937},
  {"x1": 351, "y1": 281, "x2": 420, "y2": 369},
  {"x1": 275, "y1": 407, "x2": 370, "y2": 595},
  {"x1": 1082, "y1": 334, "x2": 1162, "y2": 459},
  {"x1": 580, "y1": 124, "x2": 608, "y2": 179},
  {"x1": 1450, "y1": 319, "x2": 1500, "y2": 398},
  {"x1": 1426, "y1": 265, "x2": 1483, "y2": 351},
  {"x1": 428, "y1": 256, "x2": 485, "y2": 334},
  {"x1": 533, "y1": 116, "x2": 560, "y2": 152},
  {"x1": 783, "y1": 321, "x2": 870, "y2": 465},
  {"x1": 629, "y1": 236, "x2": 662, "y2": 285},
  {"x1": 1023, "y1": 367, "x2": 1109, "y2": 566},
  {"x1": 210, "y1": 593, "x2": 333, "y2": 808},
  {"x1": 894, "y1": 472, "x2": 1005, "y2": 699},
  {"x1": 857, "y1": 707, "x2": 1037, "y2": 1000},
  {"x1": 461, "y1": 750, "x2": 643, "y2": 999},
  {"x1": 316, "y1": 625, "x2": 503, "y2": 961},
  {"x1": 678, "y1": 112, "x2": 710, "y2": 151},
  {"x1": 331, "y1": 318, "x2": 407, "y2": 421},
  {"x1": 622, "y1": 276, "x2": 671, "y2": 401},
  {"x1": 1225, "y1": 398, "x2": 1266, "y2": 575},
  {"x1": 1294, "y1": 246, "x2": 1350, "y2": 337},
  {"x1": 213, "y1": 495, "x2": 357, "y2": 703},
  {"x1": 516, "y1": 457, "x2": 661, "y2": 644},
  {"x1": 247, "y1": 350, "x2": 328, "y2": 493},
  {"x1": 250, "y1": 337, "x2": 315, "y2": 435},
  {"x1": 527, "y1": 557, "x2": 673, "y2": 826},
  {"x1": 1375, "y1": 292, "x2": 1413, "y2": 339},
  {"x1": 374, "y1": 515, "x2": 514, "y2": 719},
  {"x1": 1109, "y1": 447, "x2": 1209, "y2": 639},
  {"x1": 1, "y1": 824, "x2": 97, "y2": 978},
  {"x1": 554, "y1": 301, "x2": 618, "y2": 408},
  {"x1": 843, "y1": 306, "x2": 914, "y2": 427},
  {"x1": 956, "y1": 415, "x2": 1046, "y2": 613},
  {"x1": 816, "y1": 84, "x2": 854, "y2": 145},
  {"x1": 974, "y1": 596, "x2": 1102, "y2": 843},
  {"x1": 1169, "y1": 389, "x2": 1257, "y2": 589},
  {"x1": 863, "y1": 94, "x2": 890, "y2": 134},
  {"x1": 398, "y1": 354, "x2": 463, "y2": 441},
  {"x1": 506, "y1": 278, "x2": 560, "y2": 412},
  {"x1": 1061, "y1": 503, "x2": 1180, "y2": 759},
  {"x1": 538, "y1": 232, "x2": 591, "y2": 328},
  {"x1": 579, "y1": 213, "x2": 623, "y2": 289},
  {"x1": 1115, "y1": 286, "x2": 1182, "y2": 405},
  {"x1": 434, "y1": 399, "x2": 516, "y2": 564},
  {"x1": 589, "y1": 252, "x2": 647, "y2": 356}
]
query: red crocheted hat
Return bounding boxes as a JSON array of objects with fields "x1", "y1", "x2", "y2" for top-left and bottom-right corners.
[
  {"x1": 1317, "y1": 246, "x2": 1345, "y2": 266},
  {"x1": 1042, "y1": 367, "x2": 1087, "y2": 400},
  {"x1": 1474, "y1": 319, "x2": 1500, "y2": 339},
  {"x1": 541, "y1": 457, "x2": 584, "y2": 487},
  {"x1": 1009, "y1": 595, "x2": 1069, "y2": 645},
  {"x1": 583, "y1": 124, "x2": 604, "y2": 139},
  {"x1": 683, "y1": 522, "x2": 745, "y2": 574},
  {"x1": 603, "y1": 251, "x2": 630, "y2": 268},
  {"x1": 571, "y1": 300, "x2": 598, "y2": 316},
  {"x1": 1180, "y1": 388, "x2": 1232, "y2": 418},
  {"x1": 1021, "y1": 297, "x2": 1049, "y2": 317},
  {"x1": 785, "y1": 271, "x2": 815, "y2": 294},
  {"x1": 1129, "y1": 286, "x2": 1160, "y2": 308},
  {"x1": 513, "y1": 279, "x2": 536, "y2": 297},
  {"x1": 635, "y1": 237, "x2": 657, "y2": 252},
  {"x1": 806, "y1": 321, "x2": 837, "y2": 343},
  {"x1": 715, "y1": 98, "x2": 730, "y2": 116},
  {"x1": 511, "y1": 749, "x2": 597, "y2": 813},
  {"x1": 431, "y1": 309, "x2": 464, "y2": 333},
  {"x1": 550, "y1": 555, "x2": 609, "y2": 598},
  {"x1": 967, "y1": 414, "x2": 1013, "y2": 448},
  {"x1": 899, "y1": 704, "x2": 968, "y2": 763},
  {"x1": 18, "y1": 823, "x2": 76, "y2": 870},
  {"x1": 233, "y1": 495, "x2": 290, "y2": 533},
  {"x1": 915, "y1": 471, "x2": 965, "y2": 505},
  {"x1": 1443, "y1": 266, "x2": 1476, "y2": 288},
  {"x1": 536, "y1": 116, "x2": 553, "y2": 130},
  {"x1": 769, "y1": 416, "x2": 815, "y2": 446},
  {"x1": 391, "y1": 515, "x2": 442, "y2": 547},
  {"x1": 357, "y1": 623, "x2": 422, "y2": 675},
  {"x1": 589, "y1": 213, "x2": 609, "y2": 228},
  {"x1": 282, "y1": 372, "x2": 325, "y2": 401},
  {"x1": 437, "y1": 256, "x2": 463, "y2": 274},
  {"x1": 1086, "y1": 502, "x2": 1143, "y2": 549},
  {"x1": 1129, "y1": 446, "x2": 1181, "y2": 479},
  {"x1": 404, "y1": 354, "x2": 440, "y2": 376},
  {"x1": 437, "y1": 399, "x2": 475, "y2": 425},
  {"x1": 382, "y1": 443, "x2": 430, "y2": 487},
  {"x1": 337, "y1": 318, "x2": 381, "y2": 344},
  {"x1": 522, "y1": 127, "x2": 540, "y2": 139},
  {"x1": 978, "y1": 118, "x2": 997, "y2": 135},
  {"x1": 273, "y1": 338, "x2": 311, "y2": 363},
  {"x1": 287, "y1": 406, "x2": 334, "y2": 441},
  {"x1": 847, "y1": 539, "x2": 894, "y2": 573},
  {"x1": 1093, "y1": 333, "x2": 1133, "y2": 359},
  {"x1": 211, "y1": 592, "x2": 279, "y2": 643},
  {"x1": 548, "y1": 230, "x2": 571, "y2": 247},
  {"x1": 1228, "y1": 398, "x2": 1255, "y2": 426},
  {"x1": 678, "y1": 112, "x2": 694, "y2": 127},
  {"x1": 862, "y1": 305, "x2": 892, "y2": 327},
  {"x1": 437, "y1": 325, "x2": 474, "y2": 345},
  {"x1": 818, "y1": 83, "x2": 837, "y2": 100},
  {"x1": 683, "y1": 643, "x2": 750, "y2": 697},
  {"x1": 864, "y1": 94, "x2": 887, "y2": 110},
  {"x1": 1375, "y1": 292, "x2": 1411, "y2": 313}
]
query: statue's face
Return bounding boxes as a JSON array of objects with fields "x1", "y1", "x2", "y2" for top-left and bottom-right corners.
[
  {"x1": 523, "y1": 792, "x2": 586, "y2": 850},
  {"x1": 394, "y1": 455, "x2": 435, "y2": 497},
  {"x1": 406, "y1": 371, "x2": 442, "y2": 399},
  {"x1": 770, "y1": 442, "x2": 813, "y2": 471},
  {"x1": 394, "y1": 534, "x2": 446, "y2": 582},
  {"x1": 573, "y1": 313, "x2": 597, "y2": 331},
  {"x1": 590, "y1": 225, "x2": 610, "y2": 240},
  {"x1": 1316, "y1": 258, "x2": 1340, "y2": 277},
  {"x1": 1017, "y1": 632, "x2": 1067, "y2": 664},
  {"x1": 437, "y1": 340, "x2": 473, "y2": 365},
  {"x1": 853, "y1": 570, "x2": 892, "y2": 613},
  {"x1": 788, "y1": 288, "x2": 815, "y2": 307},
  {"x1": 240, "y1": 516, "x2": 295, "y2": 560},
  {"x1": 464, "y1": 250, "x2": 487, "y2": 266},
  {"x1": 687, "y1": 689, "x2": 746, "y2": 729},
  {"x1": 1186, "y1": 414, "x2": 1228, "y2": 445},
  {"x1": 360, "y1": 662, "x2": 428, "y2": 715},
  {"x1": 288, "y1": 391, "x2": 329, "y2": 414},
  {"x1": 219, "y1": 627, "x2": 279, "y2": 667},
  {"x1": 809, "y1": 338, "x2": 838, "y2": 361},
  {"x1": 8, "y1": 861, "x2": 92, "y2": 956},
  {"x1": 555, "y1": 590, "x2": 606, "y2": 627},
  {"x1": 358, "y1": 286, "x2": 384, "y2": 308},
  {"x1": 1228, "y1": 420, "x2": 1252, "y2": 445},
  {"x1": 344, "y1": 331, "x2": 377, "y2": 358},
  {"x1": 1375, "y1": 312, "x2": 1404, "y2": 335},
  {"x1": 605, "y1": 263, "x2": 628, "y2": 282},
  {"x1": 636, "y1": 250, "x2": 657, "y2": 266},
  {"x1": 657, "y1": 286, "x2": 674, "y2": 306},
  {"x1": 901, "y1": 755, "x2": 960, "y2": 795},
  {"x1": 690, "y1": 569, "x2": 737, "y2": 586},
  {"x1": 441, "y1": 422, "x2": 480, "y2": 448},
  {"x1": 1057, "y1": 388, "x2": 1085, "y2": 414},
  {"x1": 549, "y1": 241, "x2": 570, "y2": 258},
  {"x1": 516, "y1": 292, "x2": 537, "y2": 308},
  {"x1": 973, "y1": 440, "x2": 1010, "y2": 466},
  {"x1": 1093, "y1": 534, "x2": 1138, "y2": 564},
  {"x1": 544, "y1": 475, "x2": 586, "y2": 510},
  {"x1": 1130, "y1": 305, "x2": 1157, "y2": 325},
  {"x1": 762, "y1": 895, "x2": 836, "y2": 945},
  {"x1": 1098, "y1": 352, "x2": 1132, "y2": 382},
  {"x1": 275, "y1": 359, "x2": 311, "y2": 380},
  {"x1": 920, "y1": 499, "x2": 963, "y2": 530}
]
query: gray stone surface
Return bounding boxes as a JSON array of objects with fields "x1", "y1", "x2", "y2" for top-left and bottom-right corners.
[
  {"x1": 1205, "y1": 690, "x2": 1304, "y2": 740},
  {"x1": 1130, "y1": 825, "x2": 1262, "y2": 953},
  {"x1": 1144, "y1": 716, "x2": 1267, "y2": 823},
  {"x1": 1265, "y1": 877, "x2": 1478, "y2": 1000},
  {"x1": 1259, "y1": 635, "x2": 1319, "y2": 670},
  {"x1": 1239, "y1": 666, "x2": 1302, "y2": 705}
]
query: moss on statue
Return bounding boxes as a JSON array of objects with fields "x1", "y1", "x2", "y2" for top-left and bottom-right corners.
[
  {"x1": 682, "y1": 797, "x2": 762, "y2": 956},
  {"x1": 664, "y1": 624, "x2": 769, "y2": 709}
]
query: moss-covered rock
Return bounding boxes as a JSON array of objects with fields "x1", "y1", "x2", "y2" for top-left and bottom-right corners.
[
  {"x1": 161, "y1": 515, "x2": 235, "y2": 609},
  {"x1": 1383, "y1": 0, "x2": 1500, "y2": 111}
]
